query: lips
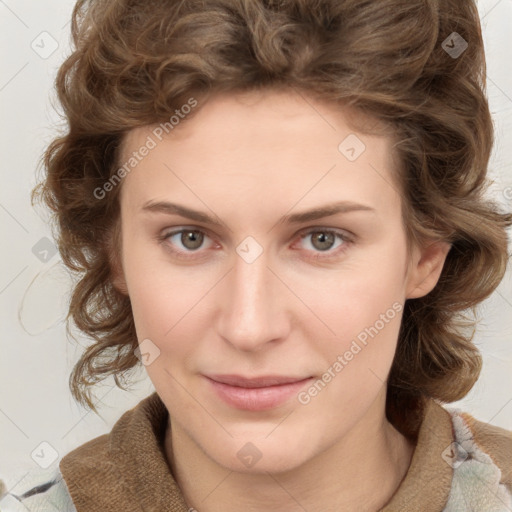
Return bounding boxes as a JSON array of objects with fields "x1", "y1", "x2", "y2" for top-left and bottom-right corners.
[
  {"x1": 204, "y1": 374, "x2": 313, "y2": 411},
  {"x1": 206, "y1": 374, "x2": 310, "y2": 388}
]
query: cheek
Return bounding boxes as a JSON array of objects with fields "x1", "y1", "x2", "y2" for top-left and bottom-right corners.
[
  {"x1": 299, "y1": 240, "x2": 408, "y2": 380},
  {"x1": 122, "y1": 248, "x2": 224, "y2": 384},
  {"x1": 302, "y1": 247, "x2": 407, "y2": 338},
  {"x1": 128, "y1": 272, "x2": 204, "y2": 344},
  {"x1": 125, "y1": 266, "x2": 204, "y2": 392},
  {"x1": 300, "y1": 281, "x2": 405, "y2": 415},
  {"x1": 121, "y1": 227, "x2": 196, "y2": 335},
  {"x1": 123, "y1": 251, "x2": 172, "y2": 338}
]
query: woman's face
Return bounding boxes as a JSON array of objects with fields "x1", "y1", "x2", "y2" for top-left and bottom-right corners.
[{"x1": 114, "y1": 88, "x2": 446, "y2": 473}]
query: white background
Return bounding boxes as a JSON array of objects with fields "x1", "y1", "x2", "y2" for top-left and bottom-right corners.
[{"x1": 0, "y1": 0, "x2": 511, "y2": 492}]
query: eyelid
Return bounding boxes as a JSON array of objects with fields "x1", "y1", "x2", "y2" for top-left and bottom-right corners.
[{"x1": 296, "y1": 225, "x2": 354, "y2": 241}]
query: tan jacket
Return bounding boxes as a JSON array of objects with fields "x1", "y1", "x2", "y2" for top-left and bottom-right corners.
[{"x1": 1, "y1": 392, "x2": 511, "y2": 511}]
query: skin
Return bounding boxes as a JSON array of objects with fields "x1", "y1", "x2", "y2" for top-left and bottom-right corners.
[{"x1": 112, "y1": 88, "x2": 451, "y2": 511}]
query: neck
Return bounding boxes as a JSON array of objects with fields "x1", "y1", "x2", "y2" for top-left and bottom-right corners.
[{"x1": 165, "y1": 398, "x2": 415, "y2": 512}]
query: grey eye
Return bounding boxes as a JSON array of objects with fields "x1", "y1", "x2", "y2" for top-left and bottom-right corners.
[
  {"x1": 309, "y1": 231, "x2": 336, "y2": 251},
  {"x1": 178, "y1": 230, "x2": 204, "y2": 250}
]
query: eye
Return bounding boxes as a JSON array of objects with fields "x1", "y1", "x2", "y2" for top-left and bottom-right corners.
[
  {"x1": 159, "y1": 228, "x2": 215, "y2": 260},
  {"x1": 294, "y1": 228, "x2": 352, "y2": 260},
  {"x1": 158, "y1": 226, "x2": 353, "y2": 261}
]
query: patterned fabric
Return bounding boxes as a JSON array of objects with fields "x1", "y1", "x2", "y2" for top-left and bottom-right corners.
[
  {"x1": 0, "y1": 468, "x2": 76, "y2": 512},
  {"x1": 442, "y1": 408, "x2": 512, "y2": 511}
]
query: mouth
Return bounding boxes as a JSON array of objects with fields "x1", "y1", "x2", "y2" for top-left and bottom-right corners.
[{"x1": 203, "y1": 374, "x2": 314, "y2": 411}]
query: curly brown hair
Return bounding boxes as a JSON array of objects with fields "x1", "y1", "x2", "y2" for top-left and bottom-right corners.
[{"x1": 32, "y1": 0, "x2": 512, "y2": 438}]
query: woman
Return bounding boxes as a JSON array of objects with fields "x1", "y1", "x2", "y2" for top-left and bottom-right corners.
[{"x1": 1, "y1": 0, "x2": 511, "y2": 510}]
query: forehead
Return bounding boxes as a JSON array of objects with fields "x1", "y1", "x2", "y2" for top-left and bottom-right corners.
[
  {"x1": 122, "y1": 88, "x2": 393, "y2": 153},
  {"x1": 118, "y1": 89, "x2": 402, "y2": 219}
]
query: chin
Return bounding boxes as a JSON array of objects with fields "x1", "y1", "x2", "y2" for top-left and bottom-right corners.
[
  {"x1": 225, "y1": 450, "x2": 309, "y2": 475},
  {"x1": 202, "y1": 430, "x2": 319, "y2": 475}
]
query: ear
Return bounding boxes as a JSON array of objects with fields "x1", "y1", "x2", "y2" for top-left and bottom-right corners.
[{"x1": 405, "y1": 240, "x2": 451, "y2": 299}]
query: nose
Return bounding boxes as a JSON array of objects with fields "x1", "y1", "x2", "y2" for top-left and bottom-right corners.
[{"x1": 215, "y1": 248, "x2": 291, "y2": 352}]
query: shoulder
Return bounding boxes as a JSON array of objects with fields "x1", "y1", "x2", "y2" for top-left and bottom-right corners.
[{"x1": 0, "y1": 466, "x2": 76, "y2": 512}]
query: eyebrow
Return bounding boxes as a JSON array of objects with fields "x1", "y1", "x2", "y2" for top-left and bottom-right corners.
[{"x1": 140, "y1": 200, "x2": 376, "y2": 228}]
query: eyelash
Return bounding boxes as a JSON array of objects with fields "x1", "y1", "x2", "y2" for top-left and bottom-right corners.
[{"x1": 156, "y1": 227, "x2": 353, "y2": 262}]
